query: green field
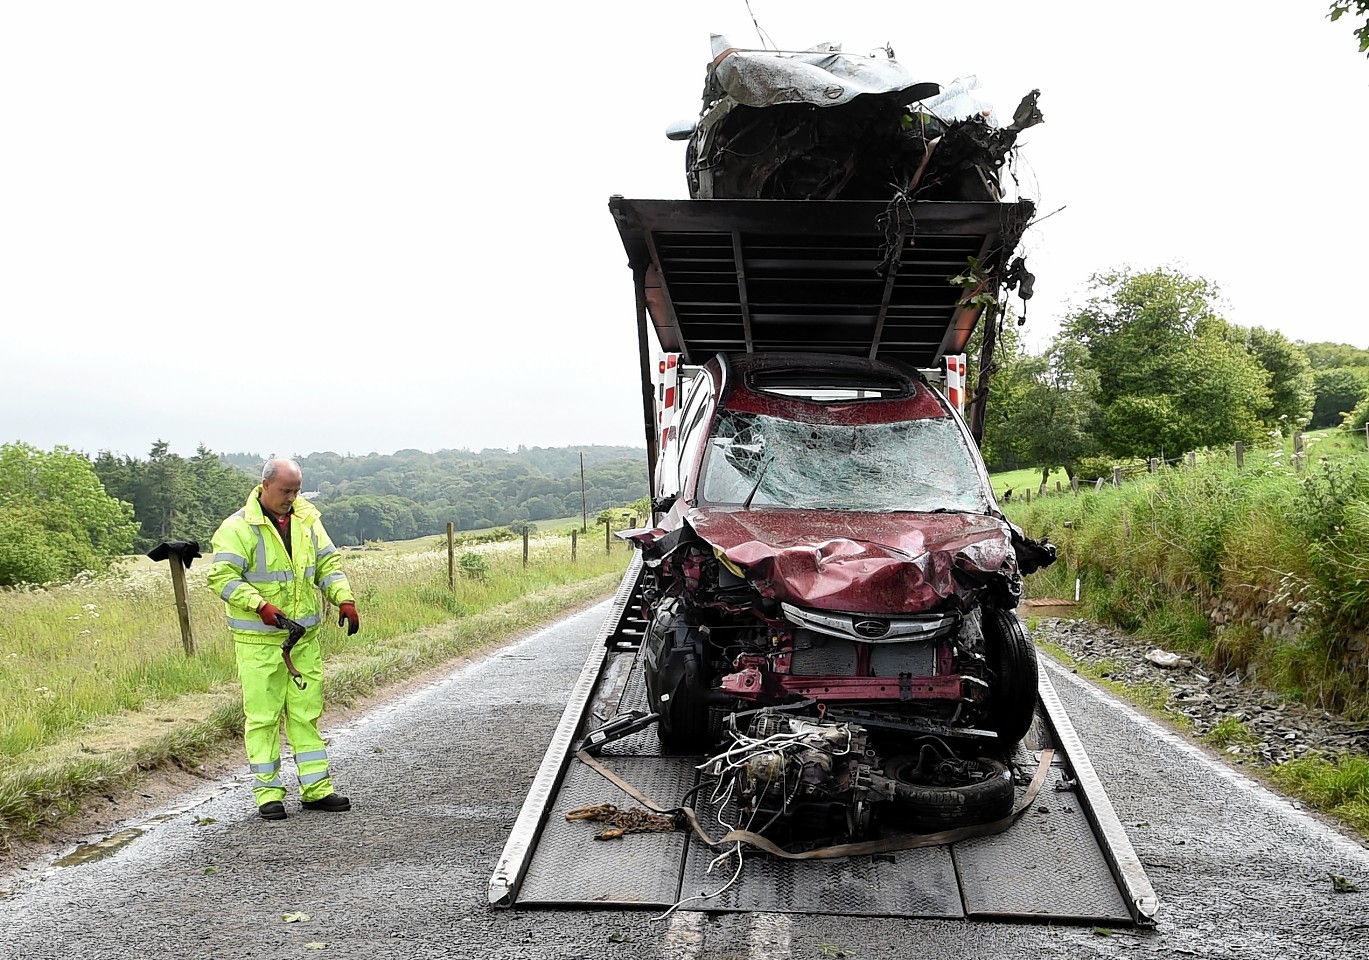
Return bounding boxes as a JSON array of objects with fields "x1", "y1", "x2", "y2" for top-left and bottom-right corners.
[
  {"x1": 0, "y1": 532, "x2": 632, "y2": 839},
  {"x1": 988, "y1": 466, "x2": 1069, "y2": 499}
]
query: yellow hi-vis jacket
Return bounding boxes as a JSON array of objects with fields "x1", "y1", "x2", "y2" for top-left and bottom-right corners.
[{"x1": 206, "y1": 487, "x2": 355, "y2": 643}]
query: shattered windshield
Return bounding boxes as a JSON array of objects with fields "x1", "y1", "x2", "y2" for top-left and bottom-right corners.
[{"x1": 700, "y1": 410, "x2": 991, "y2": 513}]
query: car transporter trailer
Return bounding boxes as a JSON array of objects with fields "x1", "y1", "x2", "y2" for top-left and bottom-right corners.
[{"x1": 488, "y1": 198, "x2": 1159, "y2": 925}]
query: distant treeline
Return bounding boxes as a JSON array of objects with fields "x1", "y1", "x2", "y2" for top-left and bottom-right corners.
[{"x1": 96, "y1": 444, "x2": 648, "y2": 550}]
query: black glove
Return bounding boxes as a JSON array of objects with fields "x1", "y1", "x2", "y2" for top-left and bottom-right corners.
[{"x1": 273, "y1": 612, "x2": 307, "y2": 645}]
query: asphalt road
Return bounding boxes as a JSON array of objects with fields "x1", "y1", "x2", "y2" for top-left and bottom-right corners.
[{"x1": 2, "y1": 601, "x2": 1368, "y2": 960}]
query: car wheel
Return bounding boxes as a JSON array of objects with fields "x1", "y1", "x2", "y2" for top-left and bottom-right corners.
[
  {"x1": 656, "y1": 650, "x2": 712, "y2": 754},
  {"x1": 983, "y1": 608, "x2": 1039, "y2": 747},
  {"x1": 883, "y1": 755, "x2": 1015, "y2": 831}
]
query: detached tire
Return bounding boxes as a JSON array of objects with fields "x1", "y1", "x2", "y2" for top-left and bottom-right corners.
[
  {"x1": 983, "y1": 608, "x2": 1039, "y2": 747},
  {"x1": 884, "y1": 755, "x2": 1014, "y2": 831}
]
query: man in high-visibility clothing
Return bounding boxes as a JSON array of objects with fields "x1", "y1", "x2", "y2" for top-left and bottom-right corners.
[{"x1": 207, "y1": 458, "x2": 360, "y2": 821}]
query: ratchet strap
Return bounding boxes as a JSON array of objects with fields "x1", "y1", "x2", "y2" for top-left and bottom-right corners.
[{"x1": 574, "y1": 746, "x2": 1054, "y2": 860}]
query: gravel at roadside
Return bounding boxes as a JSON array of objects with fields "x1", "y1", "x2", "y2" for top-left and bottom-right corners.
[{"x1": 1034, "y1": 617, "x2": 1369, "y2": 768}]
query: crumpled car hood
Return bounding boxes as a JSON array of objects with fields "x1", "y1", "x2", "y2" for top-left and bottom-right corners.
[{"x1": 685, "y1": 506, "x2": 1018, "y2": 614}]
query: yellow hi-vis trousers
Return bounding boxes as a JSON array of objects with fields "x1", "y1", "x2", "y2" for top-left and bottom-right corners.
[{"x1": 235, "y1": 636, "x2": 334, "y2": 806}]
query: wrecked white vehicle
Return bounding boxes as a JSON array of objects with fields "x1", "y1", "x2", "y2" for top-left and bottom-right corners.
[{"x1": 675, "y1": 35, "x2": 1043, "y2": 202}]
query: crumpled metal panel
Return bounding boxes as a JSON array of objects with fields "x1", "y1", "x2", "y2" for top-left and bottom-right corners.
[
  {"x1": 710, "y1": 34, "x2": 939, "y2": 109},
  {"x1": 686, "y1": 507, "x2": 1017, "y2": 614}
]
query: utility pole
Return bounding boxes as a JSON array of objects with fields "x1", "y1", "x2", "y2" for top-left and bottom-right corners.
[{"x1": 580, "y1": 451, "x2": 588, "y2": 533}]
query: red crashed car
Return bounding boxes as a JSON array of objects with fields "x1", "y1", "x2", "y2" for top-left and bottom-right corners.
[{"x1": 627, "y1": 352, "x2": 1055, "y2": 763}]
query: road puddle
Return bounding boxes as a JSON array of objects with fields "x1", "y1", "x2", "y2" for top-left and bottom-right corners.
[{"x1": 53, "y1": 829, "x2": 145, "y2": 867}]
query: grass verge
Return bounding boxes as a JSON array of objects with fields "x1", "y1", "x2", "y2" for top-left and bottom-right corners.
[
  {"x1": 1005, "y1": 451, "x2": 1369, "y2": 719},
  {"x1": 0, "y1": 539, "x2": 628, "y2": 845}
]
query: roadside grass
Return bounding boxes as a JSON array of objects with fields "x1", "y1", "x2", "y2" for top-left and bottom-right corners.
[
  {"x1": 1005, "y1": 449, "x2": 1369, "y2": 720},
  {"x1": 1013, "y1": 446, "x2": 1369, "y2": 839},
  {"x1": 0, "y1": 535, "x2": 630, "y2": 842},
  {"x1": 1202, "y1": 715, "x2": 1258, "y2": 749},
  {"x1": 1271, "y1": 755, "x2": 1369, "y2": 835}
]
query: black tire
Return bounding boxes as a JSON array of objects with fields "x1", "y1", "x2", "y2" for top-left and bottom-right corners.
[
  {"x1": 656, "y1": 651, "x2": 711, "y2": 754},
  {"x1": 883, "y1": 755, "x2": 1014, "y2": 831},
  {"x1": 983, "y1": 608, "x2": 1039, "y2": 747}
]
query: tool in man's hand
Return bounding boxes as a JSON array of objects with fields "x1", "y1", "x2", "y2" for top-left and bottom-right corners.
[{"x1": 273, "y1": 613, "x2": 309, "y2": 690}]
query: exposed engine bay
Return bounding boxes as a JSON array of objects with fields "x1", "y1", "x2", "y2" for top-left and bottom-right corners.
[{"x1": 700, "y1": 707, "x2": 1014, "y2": 847}]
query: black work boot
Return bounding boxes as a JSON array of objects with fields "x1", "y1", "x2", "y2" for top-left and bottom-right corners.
[
  {"x1": 258, "y1": 800, "x2": 287, "y2": 821},
  {"x1": 301, "y1": 793, "x2": 351, "y2": 812}
]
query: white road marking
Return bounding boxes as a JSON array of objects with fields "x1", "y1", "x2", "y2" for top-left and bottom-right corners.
[
  {"x1": 749, "y1": 912, "x2": 792, "y2": 960},
  {"x1": 1041, "y1": 655, "x2": 1369, "y2": 863},
  {"x1": 665, "y1": 911, "x2": 704, "y2": 958}
]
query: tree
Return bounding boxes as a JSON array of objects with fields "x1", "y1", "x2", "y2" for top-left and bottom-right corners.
[
  {"x1": 1064, "y1": 267, "x2": 1221, "y2": 407},
  {"x1": 964, "y1": 313, "x2": 1030, "y2": 471},
  {"x1": 1240, "y1": 327, "x2": 1314, "y2": 431},
  {"x1": 1012, "y1": 338, "x2": 1102, "y2": 483},
  {"x1": 1329, "y1": 2, "x2": 1369, "y2": 56},
  {"x1": 1063, "y1": 269, "x2": 1270, "y2": 458},
  {"x1": 93, "y1": 442, "x2": 254, "y2": 551},
  {"x1": 1343, "y1": 394, "x2": 1369, "y2": 432},
  {"x1": 1299, "y1": 340, "x2": 1369, "y2": 368},
  {"x1": 0, "y1": 443, "x2": 138, "y2": 585},
  {"x1": 1311, "y1": 367, "x2": 1369, "y2": 428}
]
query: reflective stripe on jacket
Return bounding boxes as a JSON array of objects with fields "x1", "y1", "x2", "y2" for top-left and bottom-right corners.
[{"x1": 206, "y1": 486, "x2": 355, "y2": 644}]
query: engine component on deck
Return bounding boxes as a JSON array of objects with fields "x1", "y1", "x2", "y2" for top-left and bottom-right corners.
[{"x1": 703, "y1": 710, "x2": 887, "y2": 842}]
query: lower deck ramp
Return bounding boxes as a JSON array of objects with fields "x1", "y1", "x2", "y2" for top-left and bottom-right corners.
[{"x1": 491, "y1": 561, "x2": 1155, "y2": 924}]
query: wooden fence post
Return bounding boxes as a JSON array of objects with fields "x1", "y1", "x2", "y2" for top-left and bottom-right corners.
[
  {"x1": 447, "y1": 522, "x2": 455, "y2": 589},
  {"x1": 522, "y1": 527, "x2": 530, "y2": 568},
  {"x1": 1294, "y1": 430, "x2": 1304, "y2": 457},
  {"x1": 1187, "y1": 451, "x2": 1196, "y2": 469},
  {"x1": 571, "y1": 528, "x2": 578, "y2": 562},
  {"x1": 167, "y1": 560, "x2": 195, "y2": 656},
  {"x1": 1025, "y1": 488, "x2": 1031, "y2": 504},
  {"x1": 604, "y1": 518, "x2": 612, "y2": 554},
  {"x1": 1148, "y1": 458, "x2": 1158, "y2": 473},
  {"x1": 1056, "y1": 480, "x2": 1062, "y2": 493},
  {"x1": 1235, "y1": 441, "x2": 1244, "y2": 468},
  {"x1": 1070, "y1": 476, "x2": 1079, "y2": 494},
  {"x1": 1112, "y1": 467, "x2": 1122, "y2": 488},
  {"x1": 1095, "y1": 476, "x2": 1105, "y2": 492}
]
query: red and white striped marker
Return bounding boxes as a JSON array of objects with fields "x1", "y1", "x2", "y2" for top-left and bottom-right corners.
[
  {"x1": 656, "y1": 353, "x2": 681, "y2": 445},
  {"x1": 945, "y1": 353, "x2": 967, "y2": 416}
]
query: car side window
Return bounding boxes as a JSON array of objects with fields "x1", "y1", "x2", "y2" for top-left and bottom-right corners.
[{"x1": 672, "y1": 373, "x2": 714, "y2": 499}]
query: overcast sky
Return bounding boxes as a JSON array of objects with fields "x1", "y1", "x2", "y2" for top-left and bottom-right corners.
[{"x1": 4, "y1": 2, "x2": 1367, "y2": 460}]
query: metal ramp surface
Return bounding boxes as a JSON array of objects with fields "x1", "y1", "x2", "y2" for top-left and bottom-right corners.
[{"x1": 490, "y1": 561, "x2": 1156, "y2": 924}]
